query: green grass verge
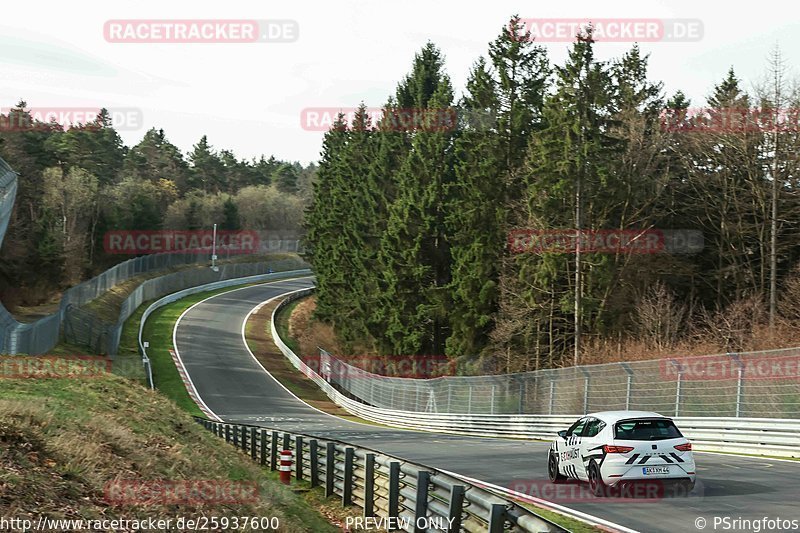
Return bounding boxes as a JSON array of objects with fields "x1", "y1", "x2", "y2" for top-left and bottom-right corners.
[
  {"x1": 519, "y1": 503, "x2": 600, "y2": 532},
  {"x1": 141, "y1": 284, "x2": 266, "y2": 417}
]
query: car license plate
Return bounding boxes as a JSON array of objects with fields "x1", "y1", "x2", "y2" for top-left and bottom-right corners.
[{"x1": 642, "y1": 466, "x2": 670, "y2": 475}]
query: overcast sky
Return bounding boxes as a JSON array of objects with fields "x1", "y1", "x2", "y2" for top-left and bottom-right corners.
[{"x1": 1, "y1": 0, "x2": 797, "y2": 165}]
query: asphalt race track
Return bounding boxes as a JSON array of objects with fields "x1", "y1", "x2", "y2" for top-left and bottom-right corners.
[{"x1": 172, "y1": 277, "x2": 800, "y2": 532}]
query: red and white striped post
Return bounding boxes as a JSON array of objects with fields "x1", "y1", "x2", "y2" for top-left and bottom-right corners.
[{"x1": 279, "y1": 450, "x2": 293, "y2": 485}]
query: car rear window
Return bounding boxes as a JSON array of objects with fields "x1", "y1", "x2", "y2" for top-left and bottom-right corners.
[{"x1": 614, "y1": 419, "x2": 683, "y2": 440}]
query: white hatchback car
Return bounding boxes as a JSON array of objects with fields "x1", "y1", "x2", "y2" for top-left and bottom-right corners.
[{"x1": 548, "y1": 411, "x2": 696, "y2": 496}]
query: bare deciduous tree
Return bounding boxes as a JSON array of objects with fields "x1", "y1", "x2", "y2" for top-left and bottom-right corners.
[{"x1": 633, "y1": 282, "x2": 687, "y2": 352}]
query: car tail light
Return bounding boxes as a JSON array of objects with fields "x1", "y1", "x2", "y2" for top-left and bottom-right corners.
[
  {"x1": 674, "y1": 442, "x2": 692, "y2": 452},
  {"x1": 603, "y1": 445, "x2": 634, "y2": 453}
]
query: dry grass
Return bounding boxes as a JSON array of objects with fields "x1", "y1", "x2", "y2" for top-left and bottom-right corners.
[
  {"x1": 245, "y1": 298, "x2": 375, "y2": 424},
  {"x1": 0, "y1": 376, "x2": 336, "y2": 531}
]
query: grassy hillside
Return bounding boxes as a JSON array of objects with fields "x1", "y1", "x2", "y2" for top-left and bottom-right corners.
[{"x1": 0, "y1": 375, "x2": 336, "y2": 531}]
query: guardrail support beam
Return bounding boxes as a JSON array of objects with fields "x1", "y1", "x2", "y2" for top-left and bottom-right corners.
[
  {"x1": 388, "y1": 461, "x2": 400, "y2": 520},
  {"x1": 295, "y1": 436, "x2": 304, "y2": 481},
  {"x1": 447, "y1": 485, "x2": 465, "y2": 532},
  {"x1": 309, "y1": 439, "x2": 319, "y2": 488},
  {"x1": 343, "y1": 447, "x2": 354, "y2": 506},
  {"x1": 270, "y1": 431, "x2": 279, "y2": 471},
  {"x1": 260, "y1": 430, "x2": 267, "y2": 466},
  {"x1": 488, "y1": 504, "x2": 507, "y2": 533},
  {"x1": 364, "y1": 453, "x2": 375, "y2": 517},
  {"x1": 325, "y1": 442, "x2": 336, "y2": 498},
  {"x1": 414, "y1": 471, "x2": 431, "y2": 533}
]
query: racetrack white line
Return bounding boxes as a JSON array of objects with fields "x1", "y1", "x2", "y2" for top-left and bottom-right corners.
[
  {"x1": 239, "y1": 288, "x2": 388, "y2": 429},
  {"x1": 170, "y1": 277, "x2": 313, "y2": 424},
  {"x1": 437, "y1": 467, "x2": 640, "y2": 533}
]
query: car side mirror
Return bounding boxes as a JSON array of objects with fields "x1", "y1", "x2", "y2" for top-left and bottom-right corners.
[{"x1": 557, "y1": 430, "x2": 567, "y2": 439}]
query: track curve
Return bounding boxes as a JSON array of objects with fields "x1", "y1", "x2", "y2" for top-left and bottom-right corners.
[{"x1": 173, "y1": 278, "x2": 800, "y2": 533}]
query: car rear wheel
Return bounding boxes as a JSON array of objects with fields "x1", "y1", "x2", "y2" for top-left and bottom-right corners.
[
  {"x1": 588, "y1": 462, "x2": 608, "y2": 497},
  {"x1": 548, "y1": 452, "x2": 566, "y2": 483}
]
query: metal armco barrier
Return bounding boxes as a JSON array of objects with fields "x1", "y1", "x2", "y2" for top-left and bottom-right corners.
[
  {"x1": 192, "y1": 417, "x2": 566, "y2": 533},
  {"x1": 271, "y1": 288, "x2": 800, "y2": 458}
]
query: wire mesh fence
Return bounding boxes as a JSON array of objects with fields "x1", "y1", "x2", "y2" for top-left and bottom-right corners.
[
  {"x1": 318, "y1": 347, "x2": 800, "y2": 418},
  {"x1": 0, "y1": 154, "x2": 308, "y2": 355}
]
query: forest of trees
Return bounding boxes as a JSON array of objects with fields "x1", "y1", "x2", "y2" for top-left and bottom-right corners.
[
  {"x1": 0, "y1": 106, "x2": 314, "y2": 309},
  {"x1": 305, "y1": 17, "x2": 800, "y2": 372}
]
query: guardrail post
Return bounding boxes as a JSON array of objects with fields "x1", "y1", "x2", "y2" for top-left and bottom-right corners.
[
  {"x1": 260, "y1": 430, "x2": 267, "y2": 466},
  {"x1": 548, "y1": 379, "x2": 555, "y2": 415},
  {"x1": 579, "y1": 367, "x2": 590, "y2": 414},
  {"x1": 270, "y1": 431, "x2": 279, "y2": 471},
  {"x1": 620, "y1": 362, "x2": 633, "y2": 410},
  {"x1": 414, "y1": 471, "x2": 431, "y2": 533},
  {"x1": 325, "y1": 442, "x2": 335, "y2": 498},
  {"x1": 669, "y1": 360, "x2": 683, "y2": 417},
  {"x1": 518, "y1": 379, "x2": 525, "y2": 414},
  {"x1": 250, "y1": 427, "x2": 257, "y2": 461},
  {"x1": 729, "y1": 353, "x2": 744, "y2": 417},
  {"x1": 467, "y1": 386, "x2": 473, "y2": 414},
  {"x1": 447, "y1": 383, "x2": 452, "y2": 413},
  {"x1": 241, "y1": 426, "x2": 248, "y2": 452},
  {"x1": 488, "y1": 504, "x2": 507, "y2": 533},
  {"x1": 447, "y1": 485, "x2": 465, "y2": 532},
  {"x1": 225, "y1": 424, "x2": 231, "y2": 444},
  {"x1": 364, "y1": 453, "x2": 375, "y2": 517},
  {"x1": 490, "y1": 385, "x2": 496, "y2": 415},
  {"x1": 343, "y1": 447, "x2": 354, "y2": 506},
  {"x1": 283, "y1": 432, "x2": 290, "y2": 452},
  {"x1": 232, "y1": 425, "x2": 239, "y2": 448},
  {"x1": 295, "y1": 436, "x2": 304, "y2": 481},
  {"x1": 388, "y1": 461, "x2": 400, "y2": 520},
  {"x1": 310, "y1": 440, "x2": 319, "y2": 487}
]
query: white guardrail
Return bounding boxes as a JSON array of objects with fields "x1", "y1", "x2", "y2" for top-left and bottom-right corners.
[{"x1": 272, "y1": 288, "x2": 800, "y2": 459}]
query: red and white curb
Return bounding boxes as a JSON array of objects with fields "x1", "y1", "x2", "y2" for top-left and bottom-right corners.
[{"x1": 168, "y1": 348, "x2": 220, "y2": 421}]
